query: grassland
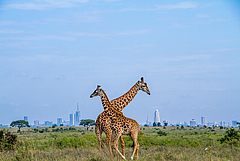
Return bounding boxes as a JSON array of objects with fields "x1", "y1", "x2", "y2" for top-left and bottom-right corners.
[{"x1": 1, "y1": 126, "x2": 240, "y2": 161}]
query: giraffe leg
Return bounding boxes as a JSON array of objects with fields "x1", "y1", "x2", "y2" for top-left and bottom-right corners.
[
  {"x1": 130, "y1": 132, "x2": 139, "y2": 160},
  {"x1": 113, "y1": 132, "x2": 126, "y2": 160},
  {"x1": 111, "y1": 131, "x2": 115, "y2": 154},
  {"x1": 105, "y1": 127, "x2": 113, "y2": 157},
  {"x1": 120, "y1": 135, "x2": 125, "y2": 157},
  {"x1": 95, "y1": 124, "x2": 102, "y2": 155},
  {"x1": 136, "y1": 142, "x2": 139, "y2": 160}
]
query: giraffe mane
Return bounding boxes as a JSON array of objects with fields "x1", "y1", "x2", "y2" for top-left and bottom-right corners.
[{"x1": 111, "y1": 82, "x2": 138, "y2": 102}]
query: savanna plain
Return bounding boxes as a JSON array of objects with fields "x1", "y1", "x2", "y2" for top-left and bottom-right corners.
[{"x1": 1, "y1": 126, "x2": 240, "y2": 161}]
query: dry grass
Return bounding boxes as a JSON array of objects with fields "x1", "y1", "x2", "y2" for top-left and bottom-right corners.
[{"x1": 0, "y1": 126, "x2": 239, "y2": 160}]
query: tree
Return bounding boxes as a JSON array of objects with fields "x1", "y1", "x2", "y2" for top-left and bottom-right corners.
[
  {"x1": 219, "y1": 128, "x2": 240, "y2": 144},
  {"x1": 164, "y1": 122, "x2": 168, "y2": 126},
  {"x1": 80, "y1": 119, "x2": 95, "y2": 130},
  {"x1": 157, "y1": 122, "x2": 161, "y2": 127},
  {"x1": 10, "y1": 120, "x2": 30, "y2": 132},
  {"x1": 153, "y1": 122, "x2": 156, "y2": 127}
]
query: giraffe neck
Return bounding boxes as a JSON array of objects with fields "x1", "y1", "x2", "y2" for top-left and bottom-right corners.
[
  {"x1": 100, "y1": 90, "x2": 122, "y2": 118},
  {"x1": 110, "y1": 83, "x2": 139, "y2": 111}
]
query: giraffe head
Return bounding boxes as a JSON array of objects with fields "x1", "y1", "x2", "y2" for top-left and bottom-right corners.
[
  {"x1": 137, "y1": 77, "x2": 151, "y2": 95},
  {"x1": 90, "y1": 85, "x2": 103, "y2": 98}
]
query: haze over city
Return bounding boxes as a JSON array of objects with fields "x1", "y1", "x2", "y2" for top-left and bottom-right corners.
[{"x1": 0, "y1": 0, "x2": 239, "y2": 126}]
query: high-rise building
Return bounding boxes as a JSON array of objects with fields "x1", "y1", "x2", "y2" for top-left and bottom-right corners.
[
  {"x1": 24, "y1": 116, "x2": 28, "y2": 122},
  {"x1": 201, "y1": 116, "x2": 206, "y2": 126},
  {"x1": 75, "y1": 103, "x2": 81, "y2": 126},
  {"x1": 190, "y1": 119, "x2": 196, "y2": 127},
  {"x1": 70, "y1": 114, "x2": 74, "y2": 126},
  {"x1": 154, "y1": 109, "x2": 160, "y2": 123},
  {"x1": 146, "y1": 116, "x2": 151, "y2": 126},
  {"x1": 57, "y1": 118, "x2": 63, "y2": 126},
  {"x1": 207, "y1": 122, "x2": 218, "y2": 127},
  {"x1": 34, "y1": 120, "x2": 39, "y2": 126},
  {"x1": 232, "y1": 120, "x2": 238, "y2": 127},
  {"x1": 45, "y1": 121, "x2": 52, "y2": 127},
  {"x1": 220, "y1": 121, "x2": 224, "y2": 126}
]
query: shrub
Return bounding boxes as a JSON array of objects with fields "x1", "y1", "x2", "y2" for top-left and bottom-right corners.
[
  {"x1": 0, "y1": 129, "x2": 17, "y2": 150},
  {"x1": 157, "y1": 130, "x2": 167, "y2": 136},
  {"x1": 219, "y1": 128, "x2": 240, "y2": 145}
]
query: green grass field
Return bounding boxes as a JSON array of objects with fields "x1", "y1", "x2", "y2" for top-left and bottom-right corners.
[{"x1": 1, "y1": 126, "x2": 240, "y2": 160}]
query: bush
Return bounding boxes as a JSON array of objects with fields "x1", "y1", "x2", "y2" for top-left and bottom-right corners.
[
  {"x1": 157, "y1": 130, "x2": 167, "y2": 136},
  {"x1": 219, "y1": 128, "x2": 240, "y2": 145},
  {"x1": 0, "y1": 129, "x2": 17, "y2": 150}
]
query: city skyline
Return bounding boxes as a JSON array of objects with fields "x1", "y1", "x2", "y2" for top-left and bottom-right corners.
[
  {"x1": 1, "y1": 108, "x2": 238, "y2": 128},
  {"x1": 0, "y1": 1, "x2": 239, "y2": 125}
]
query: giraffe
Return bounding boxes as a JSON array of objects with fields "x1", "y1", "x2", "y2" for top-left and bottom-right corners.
[
  {"x1": 90, "y1": 85, "x2": 143, "y2": 160},
  {"x1": 94, "y1": 77, "x2": 150, "y2": 157}
]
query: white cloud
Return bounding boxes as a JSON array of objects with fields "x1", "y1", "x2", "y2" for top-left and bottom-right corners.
[
  {"x1": 0, "y1": 29, "x2": 24, "y2": 34},
  {"x1": 156, "y1": 2, "x2": 197, "y2": 10},
  {"x1": 4, "y1": 0, "x2": 89, "y2": 10},
  {"x1": 0, "y1": 21, "x2": 17, "y2": 26}
]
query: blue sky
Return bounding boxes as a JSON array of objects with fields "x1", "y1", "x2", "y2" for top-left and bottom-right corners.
[{"x1": 0, "y1": 0, "x2": 239, "y2": 125}]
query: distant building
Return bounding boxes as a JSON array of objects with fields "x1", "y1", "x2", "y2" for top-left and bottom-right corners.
[
  {"x1": 24, "y1": 116, "x2": 28, "y2": 122},
  {"x1": 201, "y1": 116, "x2": 206, "y2": 126},
  {"x1": 34, "y1": 120, "x2": 39, "y2": 126},
  {"x1": 146, "y1": 116, "x2": 151, "y2": 126},
  {"x1": 75, "y1": 103, "x2": 81, "y2": 126},
  {"x1": 0, "y1": 124, "x2": 8, "y2": 127},
  {"x1": 232, "y1": 120, "x2": 238, "y2": 127},
  {"x1": 57, "y1": 118, "x2": 63, "y2": 126},
  {"x1": 70, "y1": 114, "x2": 74, "y2": 126},
  {"x1": 44, "y1": 121, "x2": 52, "y2": 127},
  {"x1": 220, "y1": 121, "x2": 230, "y2": 127},
  {"x1": 207, "y1": 122, "x2": 218, "y2": 127},
  {"x1": 154, "y1": 109, "x2": 160, "y2": 123},
  {"x1": 190, "y1": 119, "x2": 196, "y2": 127},
  {"x1": 183, "y1": 121, "x2": 188, "y2": 126},
  {"x1": 62, "y1": 120, "x2": 70, "y2": 126}
]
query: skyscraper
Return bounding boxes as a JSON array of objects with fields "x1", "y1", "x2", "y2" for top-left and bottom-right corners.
[
  {"x1": 57, "y1": 118, "x2": 63, "y2": 126},
  {"x1": 201, "y1": 116, "x2": 206, "y2": 126},
  {"x1": 154, "y1": 109, "x2": 160, "y2": 123},
  {"x1": 34, "y1": 120, "x2": 39, "y2": 126},
  {"x1": 190, "y1": 119, "x2": 196, "y2": 127},
  {"x1": 70, "y1": 114, "x2": 74, "y2": 126},
  {"x1": 45, "y1": 121, "x2": 52, "y2": 127},
  {"x1": 75, "y1": 103, "x2": 81, "y2": 126}
]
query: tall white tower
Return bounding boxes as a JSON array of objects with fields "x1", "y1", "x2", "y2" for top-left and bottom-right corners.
[{"x1": 154, "y1": 109, "x2": 160, "y2": 123}]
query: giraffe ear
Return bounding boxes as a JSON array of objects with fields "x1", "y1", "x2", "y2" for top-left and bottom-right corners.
[{"x1": 141, "y1": 77, "x2": 144, "y2": 82}]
